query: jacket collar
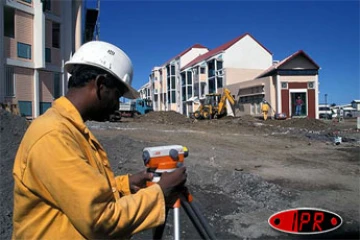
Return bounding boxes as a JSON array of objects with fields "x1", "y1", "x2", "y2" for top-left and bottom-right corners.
[
  {"x1": 52, "y1": 97, "x2": 104, "y2": 151},
  {"x1": 53, "y1": 96, "x2": 87, "y2": 133}
]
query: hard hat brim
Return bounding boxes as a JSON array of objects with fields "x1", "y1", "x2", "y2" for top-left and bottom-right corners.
[{"x1": 65, "y1": 62, "x2": 140, "y2": 99}]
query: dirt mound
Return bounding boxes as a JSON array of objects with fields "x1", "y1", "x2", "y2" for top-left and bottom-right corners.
[
  {"x1": 263, "y1": 117, "x2": 331, "y2": 131},
  {"x1": 0, "y1": 109, "x2": 29, "y2": 239},
  {"x1": 134, "y1": 111, "x2": 193, "y2": 125}
]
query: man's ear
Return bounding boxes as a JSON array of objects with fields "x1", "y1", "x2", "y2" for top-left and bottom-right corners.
[{"x1": 95, "y1": 75, "x2": 106, "y2": 100}]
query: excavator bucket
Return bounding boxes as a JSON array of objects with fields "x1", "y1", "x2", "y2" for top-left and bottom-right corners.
[{"x1": 226, "y1": 99, "x2": 235, "y2": 117}]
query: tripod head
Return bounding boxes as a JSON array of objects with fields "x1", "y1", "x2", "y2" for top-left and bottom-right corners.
[{"x1": 142, "y1": 145, "x2": 189, "y2": 183}]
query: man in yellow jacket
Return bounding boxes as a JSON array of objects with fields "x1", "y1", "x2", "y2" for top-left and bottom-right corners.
[
  {"x1": 261, "y1": 99, "x2": 270, "y2": 120},
  {"x1": 12, "y1": 41, "x2": 187, "y2": 239}
]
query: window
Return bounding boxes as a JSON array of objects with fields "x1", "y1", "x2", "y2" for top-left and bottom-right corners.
[
  {"x1": 171, "y1": 91, "x2": 176, "y2": 103},
  {"x1": 200, "y1": 82, "x2": 206, "y2": 96},
  {"x1": 200, "y1": 67, "x2": 205, "y2": 74},
  {"x1": 43, "y1": 0, "x2": 51, "y2": 11},
  {"x1": 181, "y1": 72, "x2": 186, "y2": 85},
  {"x1": 187, "y1": 71, "x2": 192, "y2": 84},
  {"x1": 5, "y1": 67, "x2": 15, "y2": 97},
  {"x1": 209, "y1": 78, "x2": 215, "y2": 94},
  {"x1": 45, "y1": 48, "x2": 51, "y2": 63},
  {"x1": 171, "y1": 65, "x2": 175, "y2": 75},
  {"x1": 194, "y1": 83, "x2": 199, "y2": 96},
  {"x1": 182, "y1": 86, "x2": 186, "y2": 101},
  {"x1": 187, "y1": 86, "x2": 192, "y2": 99},
  {"x1": 308, "y1": 82, "x2": 315, "y2": 89},
  {"x1": 167, "y1": 77, "x2": 170, "y2": 90},
  {"x1": 216, "y1": 61, "x2": 223, "y2": 70},
  {"x1": 171, "y1": 76, "x2": 176, "y2": 90},
  {"x1": 18, "y1": 101, "x2": 32, "y2": 117},
  {"x1": 52, "y1": 22, "x2": 60, "y2": 48},
  {"x1": 217, "y1": 77, "x2": 223, "y2": 89},
  {"x1": 17, "y1": 42, "x2": 31, "y2": 59},
  {"x1": 54, "y1": 73, "x2": 61, "y2": 99},
  {"x1": 40, "y1": 102, "x2": 51, "y2": 114},
  {"x1": 21, "y1": 0, "x2": 32, "y2": 3},
  {"x1": 4, "y1": 7, "x2": 15, "y2": 38}
]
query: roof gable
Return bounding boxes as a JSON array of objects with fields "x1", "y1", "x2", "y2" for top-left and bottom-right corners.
[
  {"x1": 256, "y1": 50, "x2": 320, "y2": 78},
  {"x1": 162, "y1": 44, "x2": 208, "y2": 66},
  {"x1": 181, "y1": 33, "x2": 272, "y2": 71}
]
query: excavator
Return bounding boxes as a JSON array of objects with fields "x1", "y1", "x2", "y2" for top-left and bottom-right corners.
[{"x1": 193, "y1": 88, "x2": 236, "y2": 120}]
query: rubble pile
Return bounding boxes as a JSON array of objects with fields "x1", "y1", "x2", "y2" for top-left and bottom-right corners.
[
  {"x1": 134, "y1": 111, "x2": 193, "y2": 125},
  {"x1": 263, "y1": 117, "x2": 331, "y2": 131},
  {"x1": 0, "y1": 110, "x2": 29, "y2": 239}
]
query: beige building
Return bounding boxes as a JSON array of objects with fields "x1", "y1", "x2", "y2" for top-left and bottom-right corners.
[
  {"x1": 1, "y1": 0, "x2": 98, "y2": 119},
  {"x1": 149, "y1": 33, "x2": 320, "y2": 119},
  {"x1": 149, "y1": 44, "x2": 209, "y2": 112}
]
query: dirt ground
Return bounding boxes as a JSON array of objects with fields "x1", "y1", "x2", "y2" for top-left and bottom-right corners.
[{"x1": 1, "y1": 109, "x2": 359, "y2": 239}]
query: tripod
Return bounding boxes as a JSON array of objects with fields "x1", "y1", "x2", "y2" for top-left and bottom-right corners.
[
  {"x1": 152, "y1": 189, "x2": 217, "y2": 240},
  {"x1": 142, "y1": 145, "x2": 216, "y2": 239}
]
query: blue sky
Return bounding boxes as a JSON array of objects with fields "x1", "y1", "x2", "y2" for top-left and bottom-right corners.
[{"x1": 86, "y1": 0, "x2": 359, "y2": 105}]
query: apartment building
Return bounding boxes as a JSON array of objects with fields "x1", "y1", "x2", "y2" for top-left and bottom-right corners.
[
  {"x1": 149, "y1": 44, "x2": 209, "y2": 112},
  {"x1": 138, "y1": 82, "x2": 151, "y2": 100},
  {"x1": 1, "y1": 0, "x2": 97, "y2": 119},
  {"x1": 149, "y1": 33, "x2": 320, "y2": 119}
]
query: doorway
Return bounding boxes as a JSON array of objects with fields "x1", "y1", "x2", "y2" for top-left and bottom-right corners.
[{"x1": 290, "y1": 92, "x2": 307, "y2": 117}]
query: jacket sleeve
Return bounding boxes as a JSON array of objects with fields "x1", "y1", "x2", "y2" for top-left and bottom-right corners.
[
  {"x1": 23, "y1": 128, "x2": 165, "y2": 239},
  {"x1": 115, "y1": 175, "x2": 132, "y2": 196}
]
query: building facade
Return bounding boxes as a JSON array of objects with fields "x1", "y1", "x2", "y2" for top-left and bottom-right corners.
[
  {"x1": 231, "y1": 50, "x2": 320, "y2": 119},
  {"x1": 149, "y1": 44, "x2": 209, "y2": 112},
  {"x1": 1, "y1": 0, "x2": 97, "y2": 119},
  {"x1": 148, "y1": 33, "x2": 320, "y2": 119}
]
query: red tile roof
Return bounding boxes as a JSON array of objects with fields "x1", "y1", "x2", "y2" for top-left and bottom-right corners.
[
  {"x1": 181, "y1": 33, "x2": 272, "y2": 71},
  {"x1": 162, "y1": 43, "x2": 208, "y2": 66},
  {"x1": 256, "y1": 50, "x2": 320, "y2": 78}
]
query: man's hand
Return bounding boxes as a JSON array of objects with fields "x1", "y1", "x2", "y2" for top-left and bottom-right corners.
[
  {"x1": 158, "y1": 166, "x2": 187, "y2": 206},
  {"x1": 129, "y1": 170, "x2": 153, "y2": 193}
]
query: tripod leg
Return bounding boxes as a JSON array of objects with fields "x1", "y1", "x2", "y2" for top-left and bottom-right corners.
[
  {"x1": 180, "y1": 197, "x2": 210, "y2": 240},
  {"x1": 188, "y1": 201, "x2": 217, "y2": 240},
  {"x1": 173, "y1": 199, "x2": 181, "y2": 240}
]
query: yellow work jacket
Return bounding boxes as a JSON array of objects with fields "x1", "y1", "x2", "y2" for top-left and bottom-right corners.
[
  {"x1": 12, "y1": 96, "x2": 165, "y2": 239},
  {"x1": 261, "y1": 103, "x2": 269, "y2": 112}
]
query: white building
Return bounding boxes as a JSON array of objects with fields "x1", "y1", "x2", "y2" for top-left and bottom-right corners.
[{"x1": 1, "y1": 0, "x2": 98, "y2": 118}]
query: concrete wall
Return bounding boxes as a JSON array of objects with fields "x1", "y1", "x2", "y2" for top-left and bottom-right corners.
[
  {"x1": 15, "y1": 67, "x2": 33, "y2": 102},
  {"x1": 225, "y1": 68, "x2": 264, "y2": 85},
  {"x1": 223, "y1": 35, "x2": 272, "y2": 70},
  {"x1": 180, "y1": 48, "x2": 208, "y2": 69},
  {"x1": 39, "y1": 71, "x2": 53, "y2": 102},
  {"x1": 281, "y1": 75, "x2": 317, "y2": 82}
]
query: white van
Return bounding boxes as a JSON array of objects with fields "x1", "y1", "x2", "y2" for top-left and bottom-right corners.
[{"x1": 318, "y1": 105, "x2": 337, "y2": 119}]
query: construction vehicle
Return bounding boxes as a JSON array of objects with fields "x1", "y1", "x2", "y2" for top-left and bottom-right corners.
[
  {"x1": 193, "y1": 88, "x2": 236, "y2": 120},
  {"x1": 108, "y1": 98, "x2": 153, "y2": 121}
]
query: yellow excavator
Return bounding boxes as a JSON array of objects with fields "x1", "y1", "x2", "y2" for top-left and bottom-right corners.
[{"x1": 193, "y1": 88, "x2": 236, "y2": 120}]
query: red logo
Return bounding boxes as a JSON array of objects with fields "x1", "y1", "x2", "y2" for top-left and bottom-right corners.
[{"x1": 268, "y1": 208, "x2": 342, "y2": 234}]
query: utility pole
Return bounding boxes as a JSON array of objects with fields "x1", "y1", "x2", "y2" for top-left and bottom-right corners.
[
  {"x1": 96, "y1": 0, "x2": 100, "y2": 40},
  {"x1": 325, "y1": 94, "x2": 328, "y2": 107}
]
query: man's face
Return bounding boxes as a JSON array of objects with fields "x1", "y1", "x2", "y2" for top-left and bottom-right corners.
[{"x1": 92, "y1": 75, "x2": 125, "y2": 121}]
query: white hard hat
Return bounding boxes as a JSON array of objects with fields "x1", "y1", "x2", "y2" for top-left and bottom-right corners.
[{"x1": 64, "y1": 41, "x2": 139, "y2": 99}]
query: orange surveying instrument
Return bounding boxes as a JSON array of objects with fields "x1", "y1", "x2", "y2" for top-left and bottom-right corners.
[{"x1": 142, "y1": 145, "x2": 217, "y2": 240}]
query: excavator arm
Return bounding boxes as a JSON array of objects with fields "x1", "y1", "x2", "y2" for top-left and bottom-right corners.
[{"x1": 217, "y1": 88, "x2": 235, "y2": 115}]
